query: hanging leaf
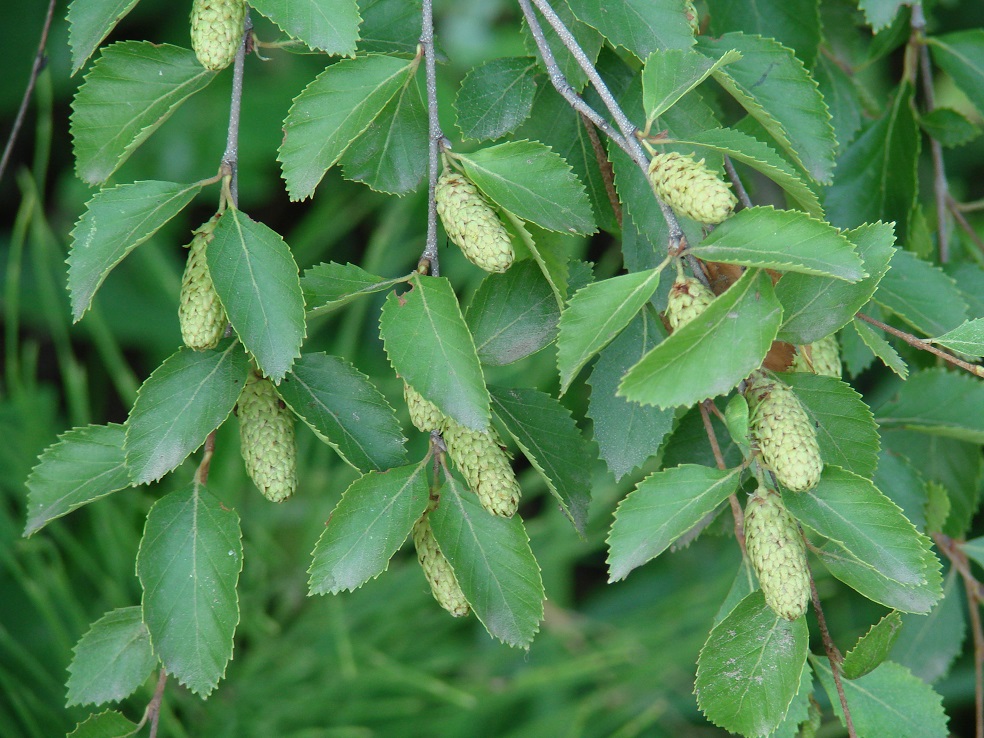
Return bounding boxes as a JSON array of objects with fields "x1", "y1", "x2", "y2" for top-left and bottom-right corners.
[
  {"x1": 919, "y1": 107, "x2": 982, "y2": 148},
  {"x1": 928, "y1": 31, "x2": 984, "y2": 119},
  {"x1": 71, "y1": 42, "x2": 216, "y2": 184},
  {"x1": 379, "y1": 274, "x2": 490, "y2": 431},
  {"x1": 136, "y1": 483, "x2": 243, "y2": 696},
  {"x1": 207, "y1": 208, "x2": 306, "y2": 383},
  {"x1": 697, "y1": 33, "x2": 836, "y2": 184},
  {"x1": 567, "y1": 0, "x2": 695, "y2": 59},
  {"x1": 309, "y1": 461, "x2": 430, "y2": 594},
  {"x1": 277, "y1": 352, "x2": 407, "y2": 472},
  {"x1": 67, "y1": 0, "x2": 142, "y2": 73},
  {"x1": 302, "y1": 262, "x2": 407, "y2": 317},
  {"x1": 356, "y1": 0, "x2": 421, "y2": 55},
  {"x1": 890, "y1": 569, "x2": 967, "y2": 684},
  {"x1": 466, "y1": 260, "x2": 560, "y2": 366},
  {"x1": 456, "y1": 140, "x2": 595, "y2": 235},
  {"x1": 489, "y1": 386, "x2": 592, "y2": 535},
  {"x1": 707, "y1": 0, "x2": 822, "y2": 67},
  {"x1": 124, "y1": 341, "x2": 249, "y2": 485},
  {"x1": 777, "y1": 221, "x2": 896, "y2": 344},
  {"x1": 68, "y1": 180, "x2": 202, "y2": 321},
  {"x1": 279, "y1": 54, "x2": 414, "y2": 200},
  {"x1": 340, "y1": 76, "x2": 428, "y2": 195},
  {"x1": 929, "y1": 318, "x2": 984, "y2": 358},
  {"x1": 689, "y1": 206, "x2": 864, "y2": 279},
  {"x1": 523, "y1": 0, "x2": 603, "y2": 90},
  {"x1": 695, "y1": 591, "x2": 809, "y2": 737},
  {"x1": 642, "y1": 48, "x2": 742, "y2": 122},
  {"x1": 849, "y1": 319, "x2": 910, "y2": 379},
  {"x1": 249, "y1": 0, "x2": 362, "y2": 55},
  {"x1": 588, "y1": 311, "x2": 674, "y2": 481},
  {"x1": 67, "y1": 607, "x2": 156, "y2": 707},
  {"x1": 557, "y1": 267, "x2": 662, "y2": 393},
  {"x1": 25, "y1": 424, "x2": 132, "y2": 536},
  {"x1": 842, "y1": 611, "x2": 904, "y2": 680},
  {"x1": 429, "y1": 475, "x2": 544, "y2": 648},
  {"x1": 620, "y1": 270, "x2": 782, "y2": 408},
  {"x1": 455, "y1": 57, "x2": 539, "y2": 142},
  {"x1": 607, "y1": 465, "x2": 742, "y2": 581},
  {"x1": 68, "y1": 711, "x2": 138, "y2": 738},
  {"x1": 876, "y1": 369, "x2": 984, "y2": 444}
]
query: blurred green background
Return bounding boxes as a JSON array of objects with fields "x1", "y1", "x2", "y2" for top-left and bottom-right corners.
[{"x1": 2, "y1": 0, "x2": 984, "y2": 735}]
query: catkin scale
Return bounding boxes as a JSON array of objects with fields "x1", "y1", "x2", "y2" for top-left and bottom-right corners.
[
  {"x1": 190, "y1": 0, "x2": 246, "y2": 71},
  {"x1": 435, "y1": 171, "x2": 514, "y2": 273},
  {"x1": 648, "y1": 152, "x2": 736, "y2": 225},
  {"x1": 238, "y1": 372, "x2": 297, "y2": 502}
]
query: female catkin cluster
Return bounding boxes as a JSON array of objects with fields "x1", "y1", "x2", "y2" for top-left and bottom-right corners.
[
  {"x1": 412, "y1": 502, "x2": 470, "y2": 617},
  {"x1": 665, "y1": 274, "x2": 716, "y2": 331},
  {"x1": 238, "y1": 372, "x2": 297, "y2": 502},
  {"x1": 190, "y1": 0, "x2": 246, "y2": 71},
  {"x1": 746, "y1": 372, "x2": 823, "y2": 493},
  {"x1": 435, "y1": 171, "x2": 514, "y2": 273},
  {"x1": 647, "y1": 152, "x2": 737, "y2": 225},
  {"x1": 791, "y1": 334, "x2": 842, "y2": 378},
  {"x1": 744, "y1": 488, "x2": 810, "y2": 621}
]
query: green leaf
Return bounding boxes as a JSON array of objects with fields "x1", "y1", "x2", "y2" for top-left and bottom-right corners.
[
  {"x1": 815, "y1": 660, "x2": 948, "y2": 738},
  {"x1": 356, "y1": 0, "x2": 421, "y2": 55},
  {"x1": 67, "y1": 607, "x2": 156, "y2": 707},
  {"x1": 489, "y1": 386, "x2": 592, "y2": 535},
  {"x1": 815, "y1": 54, "x2": 863, "y2": 148},
  {"x1": 249, "y1": 0, "x2": 361, "y2": 55},
  {"x1": 929, "y1": 31, "x2": 984, "y2": 119},
  {"x1": 849, "y1": 319, "x2": 909, "y2": 379},
  {"x1": 308, "y1": 461, "x2": 430, "y2": 594},
  {"x1": 466, "y1": 260, "x2": 560, "y2": 366},
  {"x1": 768, "y1": 664, "x2": 815, "y2": 738},
  {"x1": 70, "y1": 42, "x2": 216, "y2": 184},
  {"x1": 697, "y1": 33, "x2": 835, "y2": 184},
  {"x1": 965, "y1": 539, "x2": 984, "y2": 572},
  {"x1": 884, "y1": 429, "x2": 982, "y2": 539},
  {"x1": 695, "y1": 591, "x2": 809, "y2": 737},
  {"x1": 136, "y1": 483, "x2": 243, "y2": 697},
  {"x1": 782, "y1": 373, "x2": 880, "y2": 478},
  {"x1": 279, "y1": 54, "x2": 414, "y2": 200},
  {"x1": 607, "y1": 465, "x2": 742, "y2": 581},
  {"x1": 68, "y1": 710, "x2": 138, "y2": 738},
  {"x1": 620, "y1": 270, "x2": 782, "y2": 408},
  {"x1": 68, "y1": 180, "x2": 202, "y2": 321},
  {"x1": 456, "y1": 140, "x2": 595, "y2": 235},
  {"x1": 858, "y1": 0, "x2": 907, "y2": 31},
  {"x1": 919, "y1": 107, "x2": 982, "y2": 148},
  {"x1": 875, "y1": 450, "x2": 928, "y2": 532},
  {"x1": 340, "y1": 76, "x2": 427, "y2": 195},
  {"x1": 455, "y1": 57, "x2": 538, "y2": 142},
  {"x1": 876, "y1": 250, "x2": 968, "y2": 338},
  {"x1": 714, "y1": 559, "x2": 758, "y2": 625},
  {"x1": 67, "y1": 0, "x2": 141, "y2": 73},
  {"x1": 784, "y1": 467, "x2": 942, "y2": 612},
  {"x1": 690, "y1": 206, "x2": 863, "y2": 279},
  {"x1": 665, "y1": 127, "x2": 823, "y2": 217},
  {"x1": 124, "y1": 341, "x2": 249, "y2": 485},
  {"x1": 930, "y1": 318, "x2": 984, "y2": 358},
  {"x1": 824, "y1": 83, "x2": 919, "y2": 240},
  {"x1": 557, "y1": 267, "x2": 662, "y2": 393},
  {"x1": 504, "y1": 217, "x2": 571, "y2": 309},
  {"x1": 429, "y1": 476, "x2": 544, "y2": 648},
  {"x1": 588, "y1": 311, "x2": 674, "y2": 481},
  {"x1": 876, "y1": 368, "x2": 984, "y2": 444},
  {"x1": 277, "y1": 352, "x2": 407, "y2": 472},
  {"x1": 379, "y1": 274, "x2": 490, "y2": 431},
  {"x1": 24, "y1": 424, "x2": 131, "y2": 536},
  {"x1": 842, "y1": 611, "x2": 903, "y2": 680},
  {"x1": 777, "y1": 221, "x2": 896, "y2": 344},
  {"x1": 302, "y1": 262, "x2": 407, "y2": 318},
  {"x1": 642, "y1": 48, "x2": 742, "y2": 122},
  {"x1": 891, "y1": 569, "x2": 966, "y2": 683},
  {"x1": 707, "y1": 0, "x2": 822, "y2": 68},
  {"x1": 568, "y1": 0, "x2": 695, "y2": 59},
  {"x1": 207, "y1": 209, "x2": 306, "y2": 383}
]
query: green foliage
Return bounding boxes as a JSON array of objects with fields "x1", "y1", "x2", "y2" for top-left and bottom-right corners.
[{"x1": 7, "y1": 0, "x2": 984, "y2": 735}]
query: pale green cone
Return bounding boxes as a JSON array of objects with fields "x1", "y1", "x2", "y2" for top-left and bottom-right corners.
[
  {"x1": 404, "y1": 383, "x2": 444, "y2": 433},
  {"x1": 238, "y1": 372, "x2": 297, "y2": 502},
  {"x1": 442, "y1": 419, "x2": 520, "y2": 517},
  {"x1": 191, "y1": 0, "x2": 246, "y2": 71},
  {"x1": 746, "y1": 372, "x2": 823, "y2": 493},
  {"x1": 178, "y1": 218, "x2": 227, "y2": 351},
  {"x1": 744, "y1": 487, "x2": 810, "y2": 621},
  {"x1": 647, "y1": 152, "x2": 737, "y2": 225},
  {"x1": 435, "y1": 171, "x2": 514, "y2": 273},
  {"x1": 792, "y1": 335, "x2": 842, "y2": 378},
  {"x1": 413, "y1": 509, "x2": 470, "y2": 617},
  {"x1": 665, "y1": 274, "x2": 715, "y2": 331}
]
